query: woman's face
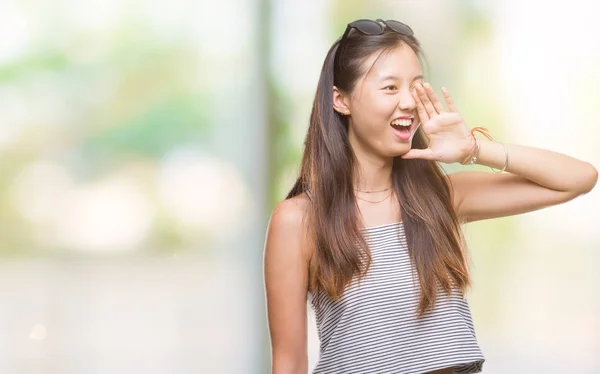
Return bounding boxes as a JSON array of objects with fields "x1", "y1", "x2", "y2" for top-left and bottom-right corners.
[{"x1": 341, "y1": 42, "x2": 424, "y2": 159}]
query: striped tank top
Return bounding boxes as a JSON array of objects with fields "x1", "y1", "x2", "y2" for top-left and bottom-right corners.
[{"x1": 308, "y1": 221, "x2": 485, "y2": 374}]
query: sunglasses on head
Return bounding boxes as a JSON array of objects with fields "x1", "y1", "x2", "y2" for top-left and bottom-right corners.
[{"x1": 334, "y1": 19, "x2": 414, "y2": 71}]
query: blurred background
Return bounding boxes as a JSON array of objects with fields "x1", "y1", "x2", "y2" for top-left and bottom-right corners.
[{"x1": 0, "y1": 0, "x2": 598, "y2": 373}]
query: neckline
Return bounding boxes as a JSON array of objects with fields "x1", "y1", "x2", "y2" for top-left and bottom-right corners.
[{"x1": 361, "y1": 221, "x2": 403, "y2": 231}]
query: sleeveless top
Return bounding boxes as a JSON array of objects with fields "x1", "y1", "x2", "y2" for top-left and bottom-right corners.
[{"x1": 305, "y1": 192, "x2": 485, "y2": 373}]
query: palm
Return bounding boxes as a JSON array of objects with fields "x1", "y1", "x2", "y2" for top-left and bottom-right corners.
[{"x1": 403, "y1": 83, "x2": 473, "y2": 164}]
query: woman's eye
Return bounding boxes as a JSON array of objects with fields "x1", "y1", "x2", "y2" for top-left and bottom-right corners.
[{"x1": 384, "y1": 85, "x2": 397, "y2": 91}]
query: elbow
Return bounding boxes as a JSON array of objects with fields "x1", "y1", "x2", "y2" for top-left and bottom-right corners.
[
  {"x1": 272, "y1": 356, "x2": 308, "y2": 374},
  {"x1": 272, "y1": 365, "x2": 307, "y2": 374},
  {"x1": 578, "y1": 162, "x2": 598, "y2": 194},
  {"x1": 562, "y1": 162, "x2": 597, "y2": 198}
]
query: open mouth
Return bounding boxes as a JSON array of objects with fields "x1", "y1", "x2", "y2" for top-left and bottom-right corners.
[{"x1": 390, "y1": 116, "x2": 415, "y2": 140}]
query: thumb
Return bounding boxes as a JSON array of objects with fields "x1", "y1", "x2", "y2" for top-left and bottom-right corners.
[{"x1": 401, "y1": 148, "x2": 435, "y2": 160}]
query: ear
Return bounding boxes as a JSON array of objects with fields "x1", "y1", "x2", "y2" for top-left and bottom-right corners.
[{"x1": 333, "y1": 86, "x2": 351, "y2": 116}]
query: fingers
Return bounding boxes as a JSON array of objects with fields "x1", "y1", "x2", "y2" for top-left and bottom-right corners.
[
  {"x1": 401, "y1": 148, "x2": 435, "y2": 160},
  {"x1": 415, "y1": 83, "x2": 437, "y2": 118},
  {"x1": 441, "y1": 87, "x2": 457, "y2": 112},
  {"x1": 423, "y1": 83, "x2": 446, "y2": 114},
  {"x1": 413, "y1": 83, "x2": 456, "y2": 122},
  {"x1": 411, "y1": 87, "x2": 429, "y2": 122}
]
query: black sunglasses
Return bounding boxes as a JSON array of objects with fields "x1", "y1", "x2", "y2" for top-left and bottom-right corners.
[{"x1": 334, "y1": 19, "x2": 414, "y2": 71}]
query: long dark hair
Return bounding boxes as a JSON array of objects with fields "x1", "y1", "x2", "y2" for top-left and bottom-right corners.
[{"x1": 286, "y1": 25, "x2": 471, "y2": 318}]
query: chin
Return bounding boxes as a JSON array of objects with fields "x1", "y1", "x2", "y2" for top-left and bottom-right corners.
[{"x1": 383, "y1": 146, "x2": 412, "y2": 159}]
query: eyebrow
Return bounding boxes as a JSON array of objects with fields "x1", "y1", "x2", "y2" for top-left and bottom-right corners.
[{"x1": 380, "y1": 74, "x2": 423, "y2": 82}]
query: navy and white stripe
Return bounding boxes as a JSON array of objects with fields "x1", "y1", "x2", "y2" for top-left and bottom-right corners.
[{"x1": 309, "y1": 222, "x2": 485, "y2": 374}]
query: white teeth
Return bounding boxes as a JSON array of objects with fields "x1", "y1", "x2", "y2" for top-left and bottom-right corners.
[{"x1": 391, "y1": 118, "x2": 412, "y2": 127}]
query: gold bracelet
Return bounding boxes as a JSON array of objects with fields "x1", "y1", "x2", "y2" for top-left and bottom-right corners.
[{"x1": 490, "y1": 141, "x2": 508, "y2": 173}]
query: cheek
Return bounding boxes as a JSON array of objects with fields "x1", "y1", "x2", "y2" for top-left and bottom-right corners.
[
  {"x1": 349, "y1": 91, "x2": 398, "y2": 136},
  {"x1": 359, "y1": 94, "x2": 397, "y2": 119},
  {"x1": 354, "y1": 99, "x2": 396, "y2": 133}
]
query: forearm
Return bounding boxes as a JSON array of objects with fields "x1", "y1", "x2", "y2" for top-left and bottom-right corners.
[{"x1": 475, "y1": 138, "x2": 598, "y2": 194}]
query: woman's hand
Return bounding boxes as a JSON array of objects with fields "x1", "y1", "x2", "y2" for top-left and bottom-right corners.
[{"x1": 402, "y1": 82, "x2": 474, "y2": 164}]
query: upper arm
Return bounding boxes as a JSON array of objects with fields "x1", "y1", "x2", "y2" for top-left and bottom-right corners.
[
  {"x1": 448, "y1": 171, "x2": 579, "y2": 223},
  {"x1": 263, "y1": 197, "x2": 311, "y2": 374}
]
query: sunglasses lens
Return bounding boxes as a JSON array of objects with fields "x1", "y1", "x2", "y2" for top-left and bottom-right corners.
[
  {"x1": 352, "y1": 20, "x2": 384, "y2": 35},
  {"x1": 385, "y1": 20, "x2": 414, "y2": 35}
]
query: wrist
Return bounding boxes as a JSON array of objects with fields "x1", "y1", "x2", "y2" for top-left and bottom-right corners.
[
  {"x1": 459, "y1": 135, "x2": 478, "y2": 165},
  {"x1": 475, "y1": 139, "x2": 509, "y2": 172}
]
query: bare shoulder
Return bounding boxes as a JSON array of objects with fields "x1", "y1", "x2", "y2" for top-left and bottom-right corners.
[{"x1": 266, "y1": 192, "x2": 313, "y2": 261}]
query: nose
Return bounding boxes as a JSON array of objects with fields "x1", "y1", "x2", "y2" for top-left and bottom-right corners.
[{"x1": 398, "y1": 87, "x2": 417, "y2": 112}]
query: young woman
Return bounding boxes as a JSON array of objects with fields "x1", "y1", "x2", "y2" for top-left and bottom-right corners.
[{"x1": 263, "y1": 19, "x2": 598, "y2": 374}]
